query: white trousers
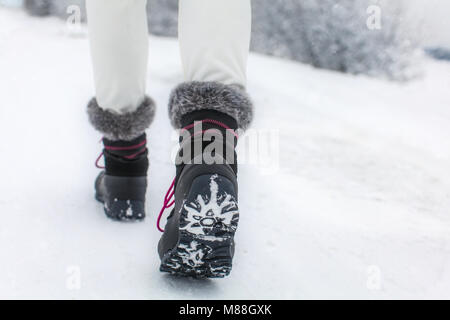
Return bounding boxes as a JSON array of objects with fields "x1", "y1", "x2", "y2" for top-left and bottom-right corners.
[{"x1": 86, "y1": 0, "x2": 252, "y2": 114}]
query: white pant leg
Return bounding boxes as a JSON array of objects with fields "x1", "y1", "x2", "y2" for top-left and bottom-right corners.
[
  {"x1": 86, "y1": 0, "x2": 149, "y2": 114},
  {"x1": 178, "y1": 0, "x2": 252, "y2": 87}
]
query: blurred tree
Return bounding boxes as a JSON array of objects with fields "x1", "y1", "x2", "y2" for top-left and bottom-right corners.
[
  {"x1": 24, "y1": 0, "x2": 50, "y2": 16},
  {"x1": 251, "y1": 0, "x2": 312, "y2": 64},
  {"x1": 147, "y1": 0, "x2": 178, "y2": 37},
  {"x1": 298, "y1": 0, "x2": 420, "y2": 80}
]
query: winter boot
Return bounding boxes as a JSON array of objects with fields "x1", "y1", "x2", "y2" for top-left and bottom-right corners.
[
  {"x1": 94, "y1": 134, "x2": 148, "y2": 221},
  {"x1": 87, "y1": 97, "x2": 155, "y2": 222},
  {"x1": 157, "y1": 82, "x2": 253, "y2": 278}
]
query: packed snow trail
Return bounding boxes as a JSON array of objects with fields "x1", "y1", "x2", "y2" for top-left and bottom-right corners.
[{"x1": 1, "y1": 8, "x2": 450, "y2": 299}]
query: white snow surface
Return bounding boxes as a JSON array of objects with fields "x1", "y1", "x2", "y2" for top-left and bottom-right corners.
[{"x1": 1, "y1": 8, "x2": 450, "y2": 299}]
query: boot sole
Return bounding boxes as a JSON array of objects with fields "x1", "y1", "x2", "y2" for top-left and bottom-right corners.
[
  {"x1": 96, "y1": 194, "x2": 145, "y2": 221},
  {"x1": 160, "y1": 174, "x2": 239, "y2": 278}
]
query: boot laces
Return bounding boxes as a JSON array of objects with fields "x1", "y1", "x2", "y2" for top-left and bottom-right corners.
[
  {"x1": 95, "y1": 138, "x2": 147, "y2": 169},
  {"x1": 157, "y1": 178, "x2": 175, "y2": 233}
]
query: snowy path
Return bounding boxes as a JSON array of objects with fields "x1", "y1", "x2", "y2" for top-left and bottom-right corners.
[{"x1": 1, "y1": 8, "x2": 450, "y2": 299}]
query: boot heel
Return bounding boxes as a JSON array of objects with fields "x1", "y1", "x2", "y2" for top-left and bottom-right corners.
[
  {"x1": 104, "y1": 199, "x2": 146, "y2": 221},
  {"x1": 95, "y1": 172, "x2": 147, "y2": 221}
]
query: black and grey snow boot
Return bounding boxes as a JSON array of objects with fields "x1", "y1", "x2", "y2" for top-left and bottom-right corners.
[
  {"x1": 157, "y1": 82, "x2": 253, "y2": 278},
  {"x1": 87, "y1": 97, "x2": 155, "y2": 221},
  {"x1": 94, "y1": 134, "x2": 148, "y2": 221}
]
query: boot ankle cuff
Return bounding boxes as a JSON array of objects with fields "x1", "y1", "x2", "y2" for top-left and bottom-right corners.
[
  {"x1": 168, "y1": 81, "x2": 253, "y2": 131},
  {"x1": 180, "y1": 110, "x2": 238, "y2": 130},
  {"x1": 87, "y1": 96, "x2": 156, "y2": 141}
]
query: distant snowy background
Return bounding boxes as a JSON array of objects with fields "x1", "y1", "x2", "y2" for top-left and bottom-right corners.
[
  {"x1": 408, "y1": 0, "x2": 450, "y2": 48},
  {"x1": 0, "y1": 2, "x2": 450, "y2": 299},
  {"x1": 18, "y1": 0, "x2": 450, "y2": 79}
]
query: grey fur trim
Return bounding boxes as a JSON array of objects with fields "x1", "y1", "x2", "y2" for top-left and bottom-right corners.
[
  {"x1": 87, "y1": 97, "x2": 156, "y2": 141},
  {"x1": 168, "y1": 81, "x2": 253, "y2": 130}
]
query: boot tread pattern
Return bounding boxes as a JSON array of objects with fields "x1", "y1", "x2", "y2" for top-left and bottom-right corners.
[{"x1": 160, "y1": 175, "x2": 239, "y2": 278}]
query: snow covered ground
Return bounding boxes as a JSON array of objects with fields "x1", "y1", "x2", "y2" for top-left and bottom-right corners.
[{"x1": 1, "y1": 7, "x2": 450, "y2": 299}]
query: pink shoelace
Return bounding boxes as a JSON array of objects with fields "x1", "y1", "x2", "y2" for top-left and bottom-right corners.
[
  {"x1": 157, "y1": 178, "x2": 175, "y2": 233},
  {"x1": 156, "y1": 119, "x2": 238, "y2": 233},
  {"x1": 95, "y1": 139, "x2": 147, "y2": 169}
]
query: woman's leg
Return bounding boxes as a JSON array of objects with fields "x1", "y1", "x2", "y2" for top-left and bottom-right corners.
[
  {"x1": 159, "y1": 0, "x2": 253, "y2": 278},
  {"x1": 86, "y1": 0, "x2": 155, "y2": 141},
  {"x1": 86, "y1": 0, "x2": 154, "y2": 221},
  {"x1": 168, "y1": 0, "x2": 253, "y2": 131},
  {"x1": 86, "y1": 0, "x2": 149, "y2": 113},
  {"x1": 178, "y1": 0, "x2": 251, "y2": 87}
]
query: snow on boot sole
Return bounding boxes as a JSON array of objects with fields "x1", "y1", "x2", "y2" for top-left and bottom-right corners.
[
  {"x1": 95, "y1": 172, "x2": 147, "y2": 222},
  {"x1": 160, "y1": 174, "x2": 239, "y2": 278}
]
